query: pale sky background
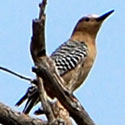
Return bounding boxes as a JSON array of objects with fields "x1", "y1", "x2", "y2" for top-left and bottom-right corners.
[{"x1": 0, "y1": 0, "x2": 124, "y2": 125}]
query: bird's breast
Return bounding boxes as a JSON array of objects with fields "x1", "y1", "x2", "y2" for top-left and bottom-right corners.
[{"x1": 62, "y1": 43, "x2": 96, "y2": 92}]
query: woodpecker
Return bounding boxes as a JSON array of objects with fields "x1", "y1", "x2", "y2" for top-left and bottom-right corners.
[{"x1": 16, "y1": 10, "x2": 114, "y2": 114}]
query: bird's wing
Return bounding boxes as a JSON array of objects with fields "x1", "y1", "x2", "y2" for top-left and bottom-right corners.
[{"x1": 51, "y1": 40, "x2": 88, "y2": 75}]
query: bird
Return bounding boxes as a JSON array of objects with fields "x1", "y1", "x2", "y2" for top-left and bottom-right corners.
[{"x1": 16, "y1": 10, "x2": 114, "y2": 114}]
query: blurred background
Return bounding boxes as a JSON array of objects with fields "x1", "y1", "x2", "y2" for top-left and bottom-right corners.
[{"x1": 0, "y1": 0, "x2": 124, "y2": 124}]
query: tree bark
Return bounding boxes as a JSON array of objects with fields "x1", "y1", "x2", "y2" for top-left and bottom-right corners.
[{"x1": 0, "y1": 102, "x2": 46, "y2": 125}]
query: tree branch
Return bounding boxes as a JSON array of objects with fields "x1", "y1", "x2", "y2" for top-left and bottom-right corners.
[
  {"x1": 0, "y1": 102, "x2": 47, "y2": 125},
  {"x1": 0, "y1": 66, "x2": 32, "y2": 82},
  {"x1": 30, "y1": 0, "x2": 47, "y2": 62},
  {"x1": 36, "y1": 76, "x2": 55, "y2": 123},
  {"x1": 30, "y1": 0, "x2": 57, "y2": 124}
]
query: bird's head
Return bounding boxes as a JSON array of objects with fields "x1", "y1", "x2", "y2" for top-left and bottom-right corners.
[{"x1": 72, "y1": 10, "x2": 114, "y2": 39}]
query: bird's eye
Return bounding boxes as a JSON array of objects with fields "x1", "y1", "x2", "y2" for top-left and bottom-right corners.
[{"x1": 85, "y1": 17, "x2": 90, "y2": 22}]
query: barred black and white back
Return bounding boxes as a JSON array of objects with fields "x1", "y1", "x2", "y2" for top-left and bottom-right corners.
[
  {"x1": 15, "y1": 40, "x2": 88, "y2": 114},
  {"x1": 51, "y1": 40, "x2": 88, "y2": 75}
]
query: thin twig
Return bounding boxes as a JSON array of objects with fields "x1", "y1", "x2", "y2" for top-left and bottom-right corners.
[
  {"x1": 39, "y1": 0, "x2": 47, "y2": 19},
  {"x1": 0, "y1": 66, "x2": 32, "y2": 82}
]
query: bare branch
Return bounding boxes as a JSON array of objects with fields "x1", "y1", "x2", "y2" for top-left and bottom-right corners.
[
  {"x1": 30, "y1": 0, "x2": 47, "y2": 62},
  {"x1": 39, "y1": 0, "x2": 47, "y2": 19},
  {"x1": 0, "y1": 102, "x2": 47, "y2": 125},
  {"x1": 0, "y1": 66, "x2": 32, "y2": 82},
  {"x1": 36, "y1": 77, "x2": 55, "y2": 123},
  {"x1": 30, "y1": 0, "x2": 57, "y2": 123}
]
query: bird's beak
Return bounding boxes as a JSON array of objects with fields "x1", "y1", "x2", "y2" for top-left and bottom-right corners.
[{"x1": 97, "y1": 10, "x2": 114, "y2": 21}]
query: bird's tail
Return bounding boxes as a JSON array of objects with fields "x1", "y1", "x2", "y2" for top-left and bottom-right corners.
[{"x1": 15, "y1": 85, "x2": 39, "y2": 114}]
